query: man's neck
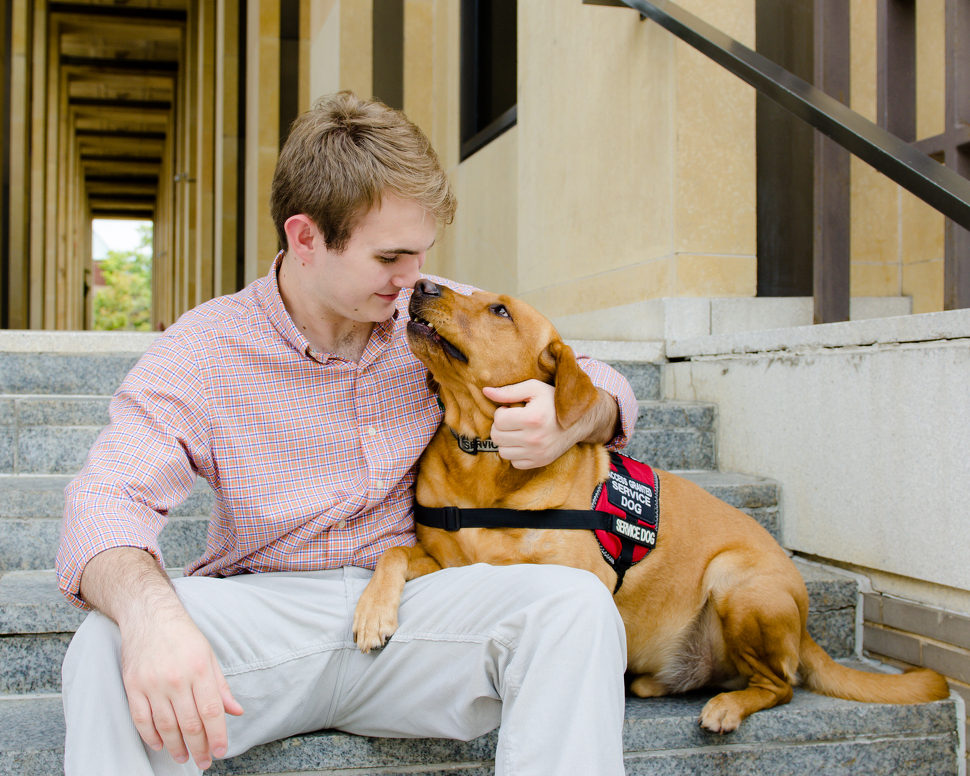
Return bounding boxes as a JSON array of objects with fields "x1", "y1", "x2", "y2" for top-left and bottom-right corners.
[{"x1": 277, "y1": 253, "x2": 375, "y2": 362}]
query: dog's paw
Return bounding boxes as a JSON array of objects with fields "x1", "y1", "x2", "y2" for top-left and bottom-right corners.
[
  {"x1": 352, "y1": 603, "x2": 399, "y2": 654},
  {"x1": 698, "y1": 695, "x2": 743, "y2": 734}
]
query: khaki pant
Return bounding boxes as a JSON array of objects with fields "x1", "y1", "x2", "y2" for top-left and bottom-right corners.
[{"x1": 62, "y1": 563, "x2": 627, "y2": 775}]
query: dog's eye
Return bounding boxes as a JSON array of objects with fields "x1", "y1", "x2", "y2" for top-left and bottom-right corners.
[{"x1": 491, "y1": 305, "x2": 511, "y2": 319}]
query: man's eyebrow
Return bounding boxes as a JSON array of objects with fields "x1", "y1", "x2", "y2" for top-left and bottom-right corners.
[{"x1": 377, "y1": 237, "x2": 436, "y2": 254}]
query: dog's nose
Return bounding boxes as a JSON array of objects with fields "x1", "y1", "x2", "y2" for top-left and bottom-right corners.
[{"x1": 414, "y1": 279, "x2": 441, "y2": 297}]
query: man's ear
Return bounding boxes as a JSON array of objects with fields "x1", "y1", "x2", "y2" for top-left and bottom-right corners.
[
  {"x1": 541, "y1": 340, "x2": 602, "y2": 430},
  {"x1": 283, "y1": 214, "x2": 320, "y2": 259}
]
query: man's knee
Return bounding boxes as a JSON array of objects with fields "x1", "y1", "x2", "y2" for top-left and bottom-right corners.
[
  {"x1": 63, "y1": 611, "x2": 123, "y2": 692},
  {"x1": 530, "y1": 565, "x2": 622, "y2": 626},
  {"x1": 488, "y1": 565, "x2": 624, "y2": 648}
]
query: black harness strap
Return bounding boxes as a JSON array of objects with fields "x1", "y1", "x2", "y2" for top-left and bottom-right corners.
[
  {"x1": 423, "y1": 419, "x2": 660, "y2": 595},
  {"x1": 415, "y1": 504, "x2": 617, "y2": 533}
]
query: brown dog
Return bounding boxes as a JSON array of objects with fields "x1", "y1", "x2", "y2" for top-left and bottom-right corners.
[{"x1": 353, "y1": 279, "x2": 949, "y2": 733}]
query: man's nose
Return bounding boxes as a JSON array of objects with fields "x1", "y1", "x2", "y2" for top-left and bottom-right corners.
[{"x1": 393, "y1": 255, "x2": 424, "y2": 288}]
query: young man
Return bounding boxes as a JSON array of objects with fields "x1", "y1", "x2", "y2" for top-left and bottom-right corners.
[{"x1": 57, "y1": 92, "x2": 639, "y2": 775}]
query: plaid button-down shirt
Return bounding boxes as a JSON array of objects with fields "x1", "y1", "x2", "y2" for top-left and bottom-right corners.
[{"x1": 57, "y1": 254, "x2": 638, "y2": 610}]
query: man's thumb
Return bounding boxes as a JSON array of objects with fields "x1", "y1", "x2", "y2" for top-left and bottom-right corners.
[{"x1": 483, "y1": 383, "x2": 530, "y2": 405}]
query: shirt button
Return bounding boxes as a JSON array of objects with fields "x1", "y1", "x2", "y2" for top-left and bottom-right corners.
[
  {"x1": 366, "y1": 426, "x2": 377, "y2": 436},
  {"x1": 337, "y1": 519, "x2": 347, "y2": 529},
  {"x1": 375, "y1": 480, "x2": 385, "y2": 489}
]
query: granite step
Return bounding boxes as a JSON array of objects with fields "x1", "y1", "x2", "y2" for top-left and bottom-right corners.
[
  {"x1": 0, "y1": 394, "x2": 708, "y2": 476},
  {"x1": 626, "y1": 401, "x2": 716, "y2": 470},
  {"x1": 0, "y1": 475, "x2": 215, "y2": 571},
  {"x1": 0, "y1": 559, "x2": 857, "y2": 697},
  {"x1": 0, "y1": 470, "x2": 774, "y2": 572},
  {"x1": 0, "y1": 674, "x2": 959, "y2": 776},
  {"x1": 0, "y1": 347, "x2": 662, "y2": 399},
  {"x1": 0, "y1": 352, "x2": 143, "y2": 396}
]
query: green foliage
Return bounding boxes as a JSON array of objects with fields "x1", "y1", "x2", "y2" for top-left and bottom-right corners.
[{"x1": 93, "y1": 224, "x2": 153, "y2": 331}]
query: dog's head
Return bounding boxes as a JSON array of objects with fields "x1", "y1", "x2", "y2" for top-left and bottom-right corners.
[{"x1": 406, "y1": 279, "x2": 601, "y2": 430}]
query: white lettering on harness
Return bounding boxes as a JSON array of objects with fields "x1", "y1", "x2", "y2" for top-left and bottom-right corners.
[
  {"x1": 606, "y1": 471, "x2": 653, "y2": 521},
  {"x1": 613, "y1": 518, "x2": 656, "y2": 546}
]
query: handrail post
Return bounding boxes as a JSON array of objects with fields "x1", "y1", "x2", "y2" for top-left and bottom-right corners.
[
  {"x1": 877, "y1": 0, "x2": 917, "y2": 143},
  {"x1": 944, "y1": 0, "x2": 970, "y2": 309},
  {"x1": 813, "y1": 0, "x2": 851, "y2": 324}
]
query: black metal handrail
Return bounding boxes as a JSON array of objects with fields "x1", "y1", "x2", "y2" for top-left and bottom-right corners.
[{"x1": 586, "y1": 0, "x2": 970, "y2": 232}]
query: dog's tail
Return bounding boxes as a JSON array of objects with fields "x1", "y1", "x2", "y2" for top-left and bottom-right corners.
[{"x1": 799, "y1": 633, "x2": 950, "y2": 704}]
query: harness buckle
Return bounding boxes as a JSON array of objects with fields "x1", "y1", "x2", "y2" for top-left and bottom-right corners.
[{"x1": 442, "y1": 506, "x2": 461, "y2": 531}]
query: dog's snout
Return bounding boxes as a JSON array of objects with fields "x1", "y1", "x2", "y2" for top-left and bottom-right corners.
[{"x1": 414, "y1": 279, "x2": 441, "y2": 298}]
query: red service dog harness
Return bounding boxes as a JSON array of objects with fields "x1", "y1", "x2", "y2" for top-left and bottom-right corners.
[
  {"x1": 415, "y1": 442, "x2": 660, "y2": 594},
  {"x1": 590, "y1": 452, "x2": 660, "y2": 591}
]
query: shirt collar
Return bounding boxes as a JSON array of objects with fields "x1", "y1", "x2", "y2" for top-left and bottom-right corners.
[{"x1": 256, "y1": 250, "x2": 401, "y2": 364}]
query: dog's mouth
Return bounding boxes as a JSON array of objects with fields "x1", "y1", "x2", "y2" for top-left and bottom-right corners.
[{"x1": 407, "y1": 314, "x2": 468, "y2": 363}]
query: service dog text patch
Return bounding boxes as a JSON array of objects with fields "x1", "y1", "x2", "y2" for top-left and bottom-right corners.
[{"x1": 591, "y1": 453, "x2": 659, "y2": 585}]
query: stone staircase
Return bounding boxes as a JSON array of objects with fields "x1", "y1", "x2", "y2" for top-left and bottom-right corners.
[{"x1": 0, "y1": 341, "x2": 961, "y2": 775}]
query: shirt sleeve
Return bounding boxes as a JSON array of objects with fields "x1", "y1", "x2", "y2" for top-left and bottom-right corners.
[
  {"x1": 574, "y1": 355, "x2": 638, "y2": 451},
  {"x1": 56, "y1": 335, "x2": 213, "y2": 610}
]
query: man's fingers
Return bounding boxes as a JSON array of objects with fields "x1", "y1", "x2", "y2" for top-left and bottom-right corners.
[
  {"x1": 192, "y1": 660, "x2": 239, "y2": 762},
  {"x1": 214, "y1": 656, "x2": 245, "y2": 719},
  {"x1": 127, "y1": 691, "x2": 164, "y2": 752},
  {"x1": 173, "y1": 690, "x2": 215, "y2": 769},
  {"x1": 152, "y1": 699, "x2": 192, "y2": 764}
]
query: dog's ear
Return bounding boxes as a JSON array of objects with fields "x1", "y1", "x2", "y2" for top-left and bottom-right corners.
[{"x1": 540, "y1": 340, "x2": 602, "y2": 430}]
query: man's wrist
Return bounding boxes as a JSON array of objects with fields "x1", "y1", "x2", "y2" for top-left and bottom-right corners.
[{"x1": 579, "y1": 389, "x2": 621, "y2": 446}]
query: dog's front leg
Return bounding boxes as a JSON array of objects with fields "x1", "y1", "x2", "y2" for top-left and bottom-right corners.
[{"x1": 353, "y1": 544, "x2": 442, "y2": 653}]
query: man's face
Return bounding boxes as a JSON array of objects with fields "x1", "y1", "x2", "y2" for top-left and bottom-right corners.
[{"x1": 310, "y1": 194, "x2": 437, "y2": 325}]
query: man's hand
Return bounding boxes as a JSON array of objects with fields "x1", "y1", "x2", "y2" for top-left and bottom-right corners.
[
  {"x1": 81, "y1": 548, "x2": 244, "y2": 770},
  {"x1": 483, "y1": 380, "x2": 619, "y2": 469}
]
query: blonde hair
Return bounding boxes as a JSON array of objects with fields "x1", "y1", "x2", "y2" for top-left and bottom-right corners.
[{"x1": 270, "y1": 91, "x2": 457, "y2": 252}]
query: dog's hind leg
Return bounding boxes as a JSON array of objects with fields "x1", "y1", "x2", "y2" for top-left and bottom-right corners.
[
  {"x1": 353, "y1": 544, "x2": 442, "y2": 653},
  {"x1": 629, "y1": 674, "x2": 669, "y2": 698},
  {"x1": 698, "y1": 582, "x2": 802, "y2": 733}
]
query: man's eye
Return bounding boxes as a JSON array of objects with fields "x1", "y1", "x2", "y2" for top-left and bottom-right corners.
[
  {"x1": 491, "y1": 305, "x2": 511, "y2": 318},
  {"x1": 379, "y1": 255, "x2": 397, "y2": 264}
]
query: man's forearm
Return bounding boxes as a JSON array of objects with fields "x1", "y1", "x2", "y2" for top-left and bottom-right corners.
[{"x1": 79, "y1": 546, "x2": 186, "y2": 630}]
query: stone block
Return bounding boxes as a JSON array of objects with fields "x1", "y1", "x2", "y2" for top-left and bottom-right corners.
[
  {"x1": 0, "y1": 515, "x2": 207, "y2": 572},
  {"x1": 609, "y1": 361, "x2": 662, "y2": 401},
  {"x1": 797, "y1": 564, "x2": 859, "y2": 611},
  {"x1": 623, "y1": 735, "x2": 957, "y2": 775},
  {"x1": 864, "y1": 624, "x2": 923, "y2": 665},
  {"x1": 867, "y1": 594, "x2": 970, "y2": 652},
  {"x1": 0, "y1": 430, "x2": 13, "y2": 474},
  {"x1": 807, "y1": 608, "x2": 856, "y2": 659},
  {"x1": 0, "y1": 697, "x2": 65, "y2": 776},
  {"x1": 159, "y1": 517, "x2": 210, "y2": 569},
  {"x1": 922, "y1": 642, "x2": 970, "y2": 685},
  {"x1": 0, "y1": 353, "x2": 139, "y2": 395},
  {"x1": 740, "y1": 507, "x2": 780, "y2": 541},
  {"x1": 17, "y1": 428, "x2": 100, "y2": 475},
  {"x1": 0, "y1": 570, "x2": 88, "y2": 635},
  {"x1": 636, "y1": 401, "x2": 714, "y2": 429},
  {"x1": 678, "y1": 471, "x2": 780, "y2": 509},
  {"x1": 0, "y1": 633, "x2": 71, "y2": 694},
  {"x1": 0, "y1": 401, "x2": 14, "y2": 425},
  {"x1": 0, "y1": 476, "x2": 70, "y2": 518},
  {"x1": 0, "y1": 518, "x2": 60, "y2": 570},
  {"x1": 624, "y1": 429, "x2": 715, "y2": 470},
  {"x1": 15, "y1": 398, "x2": 111, "y2": 427}
]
